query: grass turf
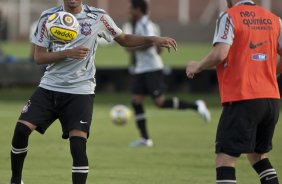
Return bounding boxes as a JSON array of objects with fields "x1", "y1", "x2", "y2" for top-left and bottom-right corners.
[
  {"x1": 0, "y1": 42, "x2": 211, "y2": 68},
  {"x1": 0, "y1": 89, "x2": 281, "y2": 184}
]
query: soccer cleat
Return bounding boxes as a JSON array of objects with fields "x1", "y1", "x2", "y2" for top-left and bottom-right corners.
[
  {"x1": 196, "y1": 100, "x2": 211, "y2": 123},
  {"x1": 129, "y1": 138, "x2": 153, "y2": 147}
]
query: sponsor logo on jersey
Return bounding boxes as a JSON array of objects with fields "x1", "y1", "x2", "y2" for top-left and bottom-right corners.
[
  {"x1": 240, "y1": 11, "x2": 273, "y2": 30},
  {"x1": 50, "y1": 26, "x2": 77, "y2": 42},
  {"x1": 22, "y1": 100, "x2": 31, "y2": 114},
  {"x1": 100, "y1": 16, "x2": 117, "y2": 36},
  {"x1": 252, "y1": 53, "x2": 268, "y2": 61},
  {"x1": 221, "y1": 16, "x2": 231, "y2": 39},
  {"x1": 87, "y1": 13, "x2": 98, "y2": 20},
  {"x1": 38, "y1": 18, "x2": 47, "y2": 43},
  {"x1": 80, "y1": 22, "x2": 92, "y2": 36},
  {"x1": 249, "y1": 40, "x2": 268, "y2": 49}
]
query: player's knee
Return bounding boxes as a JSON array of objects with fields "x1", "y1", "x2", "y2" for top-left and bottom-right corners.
[
  {"x1": 12, "y1": 122, "x2": 32, "y2": 150},
  {"x1": 13, "y1": 123, "x2": 32, "y2": 139},
  {"x1": 154, "y1": 100, "x2": 163, "y2": 108},
  {"x1": 247, "y1": 153, "x2": 268, "y2": 165},
  {"x1": 69, "y1": 129, "x2": 88, "y2": 139},
  {"x1": 154, "y1": 97, "x2": 165, "y2": 108},
  {"x1": 131, "y1": 95, "x2": 144, "y2": 105},
  {"x1": 70, "y1": 136, "x2": 87, "y2": 162},
  {"x1": 216, "y1": 153, "x2": 237, "y2": 168}
]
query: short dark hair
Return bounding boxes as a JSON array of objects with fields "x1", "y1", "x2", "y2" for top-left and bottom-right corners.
[{"x1": 131, "y1": 0, "x2": 148, "y2": 14}]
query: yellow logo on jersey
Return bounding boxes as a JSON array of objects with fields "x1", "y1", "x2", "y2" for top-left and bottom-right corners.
[{"x1": 50, "y1": 26, "x2": 78, "y2": 42}]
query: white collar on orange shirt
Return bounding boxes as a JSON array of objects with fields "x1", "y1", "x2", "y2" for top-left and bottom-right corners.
[{"x1": 235, "y1": 0, "x2": 255, "y2": 6}]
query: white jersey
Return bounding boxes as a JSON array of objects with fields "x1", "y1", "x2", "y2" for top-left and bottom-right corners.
[
  {"x1": 32, "y1": 4, "x2": 122, "y2": 94},
  {"x1": 123, "y1": 16, "x2": 164, "y2": 74},
  {"x1": 213, "y1": 0, "x2": 282, "y2": 50}
]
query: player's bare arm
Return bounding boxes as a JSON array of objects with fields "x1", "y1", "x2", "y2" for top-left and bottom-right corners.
[
  {"x1": 186, "y1": 43, "x2": 230, "y2": 79},
  {"x1": 125, "y1": 44, "x2": 153, "y2": 52},
  {"x1": 277, "y1": 49, "x2": 282, "y2": 74},
  {"x1": 115, "y1": 33, "x2": 177, "y2": 52},
  {"x1": 34, "y1": 45, "x2": 89, "y2": 65}
]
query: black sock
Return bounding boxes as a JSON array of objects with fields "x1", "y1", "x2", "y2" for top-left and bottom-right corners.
[
  {"x1": 11, "y1": 123, "x2": 32, "y2": 184},
  {"x1": 160, "y1": 97, "x2": 198, "y2": 110},
  {"x1": 132, "y1": 103, "x2": 149, "y2": 139},
  {"x1": 216, "y1": 167, "x2": 236, "y2": 184},
  {"x1": 70, "y1": 136, "x2": 88, "y2": 184},
  {"x1": 253, "y1": 158, "x2": 279, "y2": 184}
]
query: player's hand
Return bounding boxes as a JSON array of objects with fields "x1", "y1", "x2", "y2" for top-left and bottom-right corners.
[
  {"x1": 153, "y1": 36, "x2": 177, "y2": 52},
  {"x1": 186, "y1": 61, "x2": 201, "y2": 79},
  {"x1": 68, "y1": 46, "x2": 90, "y2": 59}
]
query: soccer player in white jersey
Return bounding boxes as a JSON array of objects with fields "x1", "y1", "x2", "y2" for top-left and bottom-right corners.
[
  {"x1": 9, "y1": 0, "x2": 177, "y2": 184},
  {"x1": 124, "y1": 0, "x2": 211, "y2": 147}
]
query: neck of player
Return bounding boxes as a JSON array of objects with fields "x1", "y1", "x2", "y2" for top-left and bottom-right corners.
[{"x1": 64, "y1": 5, "x2": 82, "y2": 14}]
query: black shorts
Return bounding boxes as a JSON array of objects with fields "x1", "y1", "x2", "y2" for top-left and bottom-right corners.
[
  {"x1": 132, "y1": 70, "x2": 166, "y2": 98},
  {"x1": 19, "y1": 87, "x2": 94, "y2": 139},
  {"x1": 216, "y1": 99, "x2": 280, "y2": 157}
]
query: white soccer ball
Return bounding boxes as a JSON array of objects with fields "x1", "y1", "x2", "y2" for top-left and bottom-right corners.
[
  {"x1": 45, "y1": 11, "x2": 79, "y2": 44},
  {"x1": 110, "y1": 105, "x2": 132, "y2": 125}
]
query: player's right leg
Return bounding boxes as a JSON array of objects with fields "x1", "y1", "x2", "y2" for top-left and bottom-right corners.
[
  {"x1": 130, "y1": 73, "x2": 153, "y2": 147},
  {"x1": 10, "y1": 121, "x2": 36, "y2": 184},
  {"x1": 130, "y1": 95, "x2": 153, "y2": 147},
  {"x1": 10, "y1": 87, "x2": 57, "y2": 184}
]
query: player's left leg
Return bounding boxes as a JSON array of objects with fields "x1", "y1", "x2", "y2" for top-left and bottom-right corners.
[
  {"x1": 69, "y1": 130, "x2": 89, "y2": 184},
  {"x1": 146, "y1": 70, "x2": 211, "y2": 122},
  {"x1": 247, "y1": 99, "x2": 280, "y2": 184},
  {"x1": 58, "y1": 93, "x2": 94, "y2": 184},
  {"x1": 154, "y1": 94, "x2": 198, "y2": 110},
  {"x1": 248, "y1": 153, "x2": 279, "y2": 184},
  {"x1": 152, "y1": 93, "x2": 211, "y2": 122}
]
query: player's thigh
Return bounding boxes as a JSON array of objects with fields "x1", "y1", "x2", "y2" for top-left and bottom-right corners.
[
  {"x1": 216, "y1": 99, "x2": 268, "y2": 155},
  {"x1": 59, "y1": 94, "x2": 95, "y2": 139},
  {"x1": 255, "y1": 99, "x2": 280, "y2": 153},
  {"x1": 145, "y1": 70, "x2": 166, "y2": 98},
  {"x1": 131, "y1": 73, "x2": 147, "y2": 95},
  {"x1": 19, "y1": 87, "x2": 58, "y2": 134}
]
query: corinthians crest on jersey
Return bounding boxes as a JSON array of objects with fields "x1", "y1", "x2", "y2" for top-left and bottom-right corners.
[
  {"x1": 22, "y1": 100, "x2": 31, "y2": 114},
  {"x1": 80, "y1": 22, "x2": 92, "y2": 36}
]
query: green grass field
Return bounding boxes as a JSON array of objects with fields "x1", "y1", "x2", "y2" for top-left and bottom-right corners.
[
  {"x1": 0, "y1": 89, "x2": 281, "y2": 184},
  {"x1": 0, "y1": 42, "x2": 211, "y2": 67}
]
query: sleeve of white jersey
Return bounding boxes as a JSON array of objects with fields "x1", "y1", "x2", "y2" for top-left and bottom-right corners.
[
  {"x1": 142, "y1": 23, "x2": 157, "y2": 36},
  {"x1": 31, "y1": 15, "x2": 50, "y2": 48},
  {"x1": 213, "y1": 12, "x2": 234, "y2": 46},
  {"x1": 278, "y1": 18, "x2": 282, "y2": 50},
  {"x1": 153, "y1": 23, "x2": 161, "y2": 37},
  {"x1": 99, "y1": 14, "x2": 123, "y2": 42},
  {"x1": 122, "y1": 22, "x2": 133, "y2": 34}
]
